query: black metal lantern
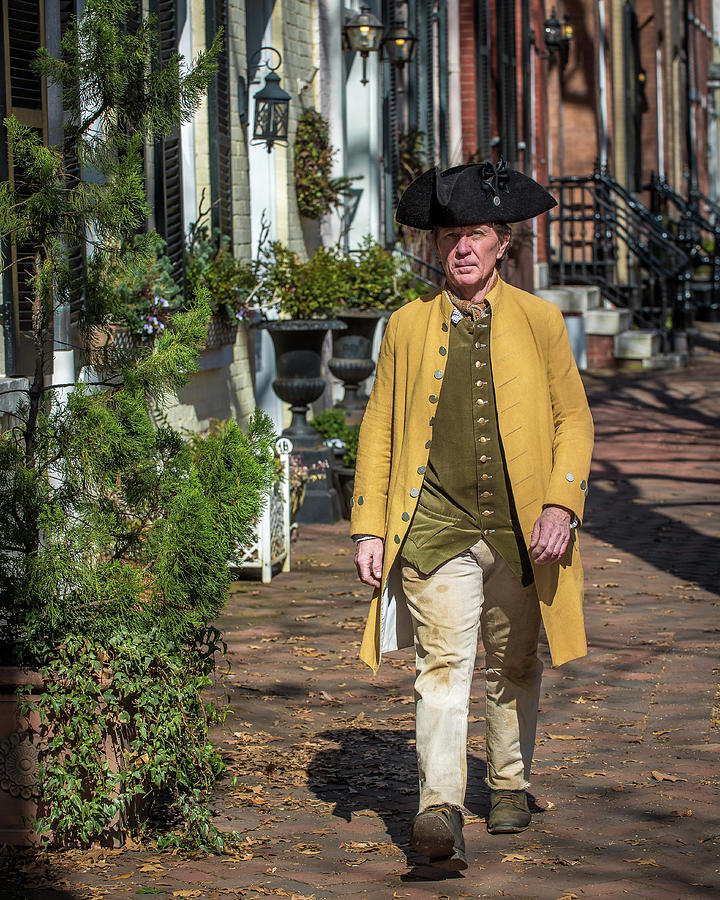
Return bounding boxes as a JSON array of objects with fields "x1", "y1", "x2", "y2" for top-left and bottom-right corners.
[
  {"x1": 343, "y1": 6, "x2": 384, "y2": 85},
  {"x1": 382, "y1": 22, "x2": 417, "y2": 71},
  {"x1": 543, "y1": 7, "x2": 563, "y2": 53},
  {"x1": 253, "y1": 70, "x2": 291, "y2": 153}
]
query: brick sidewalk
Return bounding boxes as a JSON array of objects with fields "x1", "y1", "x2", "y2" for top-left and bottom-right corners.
[{"x1": 4, "y1": 353, "x2": 720, "y2": 899}]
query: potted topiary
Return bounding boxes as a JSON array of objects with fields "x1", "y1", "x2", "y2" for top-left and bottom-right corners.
[
  {"x1": 0, "y1": 0, "x2": 276, "y2": 850},
  {"x1": 253, "y1": 243, "x2": 348, "y2": 448}
]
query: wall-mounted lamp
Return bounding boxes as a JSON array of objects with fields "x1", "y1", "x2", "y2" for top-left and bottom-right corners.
[
  {"x1": 532, "y1": 7, "x2": 573, "y2": 61},
  {"x1": 382, "y1": 22, "x2": 417, "y2": 72},
  {"x1": 238, "y1": 46, "x2": 291, "y2": 152},
  {"x1": 343, "y1": 6, "x2": 384, "y2": 85}
]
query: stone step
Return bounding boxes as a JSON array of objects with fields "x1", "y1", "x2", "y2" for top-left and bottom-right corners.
[
  {"x1": 614, "y1": 329, "x2": 661, "y2": 360},
  {"x1": 584, "y1": 307, "x2": 632, "y2": 336},
  {"x1": 537, "y1": 285, "x2": 601, "y2": 313}
]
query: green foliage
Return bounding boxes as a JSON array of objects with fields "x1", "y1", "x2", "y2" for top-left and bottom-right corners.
[
  {"x1": 0, "y1": 0, "x2": 275, "y2": 851},
  {"x1": 21, "y1": 627, "x2": 229, "y2": 850},
  {"x1": 185, "y1": 202, "x2": 258, "y2": 326},
  {"x1": 309, "y1": 409, "x2": 360, "y2": 467},
  {"x1": 254, "y1": 237, "x2": 423, "y2": 318},
  {"x1": 294, "y1": 108, "x2": 358, "y2": 219}
]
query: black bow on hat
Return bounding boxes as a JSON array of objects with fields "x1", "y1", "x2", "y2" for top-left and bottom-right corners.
[{"x1": 395, "y1": 159, "x2": 557, "y2": 229}]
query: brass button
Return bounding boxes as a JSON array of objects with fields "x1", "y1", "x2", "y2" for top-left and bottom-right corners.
[
  {"x1": 479, "y1": 436, "x2": 489, "y2": 443},
  {"x1": 475, "y1": 360, "x2": 481, "y2": 368},
  {"x1": 476, "y1": 380, "x2": 483, "y2": 387},
  {"x1": 410, "y1": 488, "x2": 419, "y2": 498},
  {"x1": 402, "y1": 512, "x2": 410, "y2": 522},
  {"x1": 481, "y1": 490, "x2": 492, "y2": 498},
  {"x1": 477, "y1": 417, "x2": 486, "y2": 424},
  {"x1": 439, "y1": 346, "x2": 447, "y2": 355},
  {"x1": 434, "y1": 369, "x2": 443, "y2": 379},
  {"x1": 480, "y1": 455, "x2": 488, "y2": 462},
  {"x1": 481, "y1": 473, "x2": 491, "y2": 480},
  {"x1": 476, "y1": 399, "x2": 485, "y2": 406},
  {"x1": 484, "y1": 528, "x2": 495, "y2": 535},
  {"x1": 482, "y1": 510, "x2": 493, "y2": 517},
  {"x1": 475, "y1": 341, "x2": 481, "y2": 349},
  {"x1": 417, "y1": 465, "x2": 426, "y2": 474}
]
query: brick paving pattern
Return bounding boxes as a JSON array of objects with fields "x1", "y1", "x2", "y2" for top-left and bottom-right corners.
[{"x1": 3, "y1": 349, "x2": 720, "y2": 899}]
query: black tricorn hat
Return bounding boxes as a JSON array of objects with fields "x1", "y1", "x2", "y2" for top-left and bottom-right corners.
[{"x1": 395, "y1": 159, "x2": 557, "y2": 229}]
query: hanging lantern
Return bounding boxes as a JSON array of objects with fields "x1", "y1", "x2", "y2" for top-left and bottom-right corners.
[
  {"x1": 252, "y1": 70, "x2": 291, "y2": 153},
  {"x1": 343, "y1": 6, "x2": 384, "y2": 85},
  {"x1": 543, "y1": 8, "x2": 563, "y2": 53},
  {"x1": 382, "y1": 22, "x2": 417, "y2": 71}
]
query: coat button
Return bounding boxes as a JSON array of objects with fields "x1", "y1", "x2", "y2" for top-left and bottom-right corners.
[
  {"x1": 402, "y1": 512, "x2": 410, "y2": 521},
  {"x1": 350, "y1": 497, "x2": 354, "y2": 507},
  {"x1": 434, "y1": 369, "x2": 443, "y2": 379},
  {"x1": 566, "y1": 473, "x2": 575, "y2": 482},
  {"x1": 580, "y1": 479, "x2": 587, "y2": 490},
  {"x1": 358, "y1": 496, "x2": 364, "y2": 505},
  {"x1": 425, "y1": 440, "x2": 432, "y2": 449},
  {"x1": 429, "y1": 416, "x2": 435, "y2": 425},
  {"x1": 410, "y1": 488, "x2": 419, "y2": 497},
  {"x1": 429, "y1": 394, "x2": 438, "y2": 403},
  {"x1": 417, "y1": 465, "x2": 426, "y2": 474},
  {"x1": 442, "y1": 322, "x2": 449, "y2": 332},
  {"x1": 394, "y1": 534, "x2": 401, "y2": 544},
  {"x1": 439, "y1": 346, "x2": 447, "y2": 355}
]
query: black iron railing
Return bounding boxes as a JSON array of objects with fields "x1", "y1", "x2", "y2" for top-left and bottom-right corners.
[
  {"x1": 548, "y1": 167, "x2": 690, "y2": 345},
  {"x1": 649, "y1": 175, "x2": 720, "y2": 315}
]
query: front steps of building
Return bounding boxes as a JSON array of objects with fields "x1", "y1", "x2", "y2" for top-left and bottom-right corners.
[{"x1": 536, "y1": 285, "x2": 688, "y2": 371}]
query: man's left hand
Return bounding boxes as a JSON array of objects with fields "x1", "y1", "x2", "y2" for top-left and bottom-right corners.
[{"x1": 530, "y1": 505, "x2": 573, "y2": 564}]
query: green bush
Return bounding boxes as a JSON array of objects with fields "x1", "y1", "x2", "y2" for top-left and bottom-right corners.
[{"x1": 309, "y1": 409, "x2": 360, "y2": 467}]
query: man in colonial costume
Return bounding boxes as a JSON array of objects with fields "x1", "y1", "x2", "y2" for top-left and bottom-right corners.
[{"x1": 350, "y1": 160, "x2": 594, "y2": 871}]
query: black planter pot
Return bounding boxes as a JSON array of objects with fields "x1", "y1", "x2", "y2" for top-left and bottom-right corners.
[
  {"x1": 255, "y1": 319, "x2": 346, "y2": 448},
  {"x1": 328, "y1": 309, "x2": 389, "y2": 418}
]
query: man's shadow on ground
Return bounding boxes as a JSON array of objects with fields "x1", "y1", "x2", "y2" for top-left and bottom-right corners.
[{"x1": 306, "y1": 726, "x2": 540, "y2": 881}]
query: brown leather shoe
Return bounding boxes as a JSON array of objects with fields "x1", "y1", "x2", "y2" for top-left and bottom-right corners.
[
  {"x1": 411, "y1": 804, "x2": 468, "y2": 871},
  {"x1": 487, "y1": 789, "x2": 531, "y2": 834}
]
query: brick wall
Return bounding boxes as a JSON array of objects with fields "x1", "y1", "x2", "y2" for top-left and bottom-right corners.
[{"x1": 459, "y1": 0, "x2": 477, "y2": 158}]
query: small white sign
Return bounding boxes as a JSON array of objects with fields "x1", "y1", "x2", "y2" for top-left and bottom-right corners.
[{"x1": 275, "y1": 437, "x2": 293, "y2": 455}]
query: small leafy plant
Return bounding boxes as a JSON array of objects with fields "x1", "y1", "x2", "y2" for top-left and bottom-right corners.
[
  {"x1": 309, "y1": 408, "x2": 360, "y2": 467},
  {"x1": 294, "y1": 108, "x2": 358, "y2": 220}
]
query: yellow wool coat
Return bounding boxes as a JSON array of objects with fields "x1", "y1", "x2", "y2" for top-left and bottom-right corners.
[{"x1": 350, "y1": 277, "x2": 594, "y2": 672}]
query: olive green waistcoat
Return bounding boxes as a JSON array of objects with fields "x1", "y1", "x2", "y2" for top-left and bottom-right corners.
[{"x1": 401, "y1": 313, "x2": 533, "y2": 584}]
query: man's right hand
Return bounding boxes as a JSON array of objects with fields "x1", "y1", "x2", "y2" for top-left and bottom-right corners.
[{"x1": 354, "y1": 537, "x2": 384, "y2": 588}]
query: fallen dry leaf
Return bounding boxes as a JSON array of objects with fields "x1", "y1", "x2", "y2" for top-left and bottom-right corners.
[
  {"x1": 502, "y1": 852, "x2": 535, "y2": 863},
  {"x1": 651, "y1": 770, "x2": 687, "y2": 783},
  {"x1": 624, "y1": 858, "x2": 660, "y2": 867},
  {"x1": 547, "y1": 734, "x2": 587, "y2": 741}
]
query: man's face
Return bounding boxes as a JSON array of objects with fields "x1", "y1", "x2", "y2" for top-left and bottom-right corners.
[{"x1": 434, "y1": 224, "x2": 510, "y2": 296}]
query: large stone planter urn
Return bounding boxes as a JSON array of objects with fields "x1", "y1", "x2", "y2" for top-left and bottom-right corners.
[
  {"x1": 255, "y1": 319, "x2": 346, "y2": 523},
  {"x1": 255, "y1": 319, "x2": 346, "y2": 448},
  {"x1": 328, "y1": 309, "x2": 389, "y2": 420}
]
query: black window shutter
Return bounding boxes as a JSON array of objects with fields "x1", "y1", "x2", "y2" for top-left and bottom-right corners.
[
  {"x1": 206, "y1": 0, "x2": 232, "y2": 239},
  {"x1": 496, "y1": 0, "x2": 518, "y2": 165},
  {"x1": 59, "y1": 0, "x2": 86, "y2": 325},
  {"x1": 415, "y1": 0, "x2": 435, "y2": 163},
  {"x1": 475, "y1": 0, "x2": 491, "y2": 159},
  {"x1": 3, "y1": 0, "x2": 44, "y2": 337},
  {"x1": 153, "y1": 0, "x2": 185, "y2": 292}
]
